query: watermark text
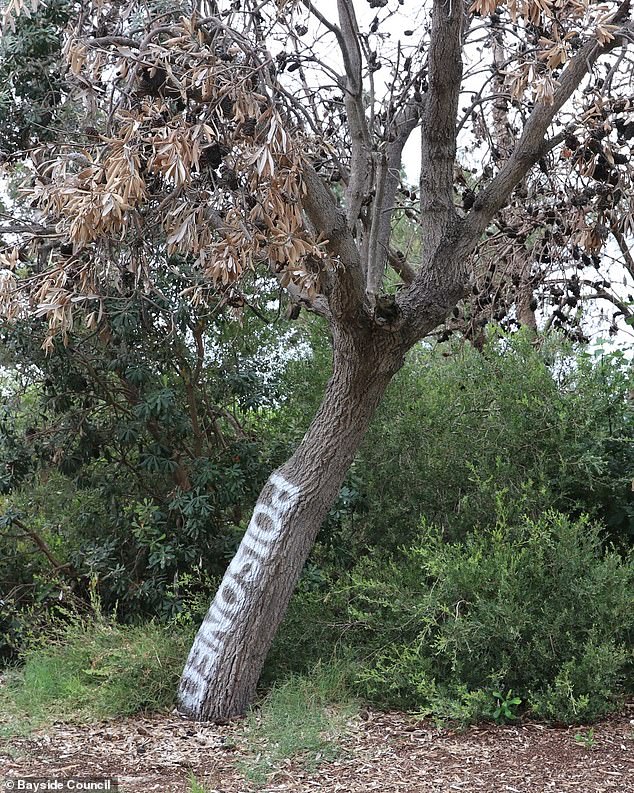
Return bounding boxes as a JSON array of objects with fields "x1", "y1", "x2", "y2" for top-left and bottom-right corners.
[{"x1": 3, "y1": 778, "x2": 118, "y2": 792}]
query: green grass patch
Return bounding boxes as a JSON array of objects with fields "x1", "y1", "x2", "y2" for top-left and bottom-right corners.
[
  {"x1": 239, "y1": 662, "x2": 357, "y2": 786},
  {"x1": 0, "y1": 618, "x2": 193, "y2": 734},
  {"x1": 188, "y1": 775, "x2": 213, "y2": 793}
]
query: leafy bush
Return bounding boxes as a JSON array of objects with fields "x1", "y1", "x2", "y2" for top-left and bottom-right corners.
[
  {"x1": 332, "y1": 511, "x2": 633, "y2": 724},
  {"x1": 0, "y1": 271, "x2": 301, "y2": 658},
  {"x1": 0, "y1": 0, "x2": 71, "y2": 154},
  {"x1": 357, "y1": 333, "x2": 634, "y2": 551}
]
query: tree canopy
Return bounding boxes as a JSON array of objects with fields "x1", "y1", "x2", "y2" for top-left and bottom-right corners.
[{"x1": 0, "y1": 0, "x2": 633, "y2": 346}]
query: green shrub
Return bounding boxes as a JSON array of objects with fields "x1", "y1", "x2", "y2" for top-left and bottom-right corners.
[
  {"x1": 336, "y1": 511, "x2": 633, "y2": 724},
  {"x1": 0, "y1": 274, "x2": 295, "y2": 660},
  {"x1": 528, "y1": 638, "x2": 630, "y2": 722},
  {"x1": 357, "y1": 333, "x2": 634, "y2": 551}
]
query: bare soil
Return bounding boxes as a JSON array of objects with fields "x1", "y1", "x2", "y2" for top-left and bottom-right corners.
[{"x1": 1, "y1": 707, "x2": 633, "y2": 792}]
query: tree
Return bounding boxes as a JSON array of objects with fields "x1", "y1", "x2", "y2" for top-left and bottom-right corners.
[
  {"x1": 0, "y1": 0, "x2": 633, "y2": 720},
  {"x1": 0, "y1": 0, "x2": 69, "y2": 155}
]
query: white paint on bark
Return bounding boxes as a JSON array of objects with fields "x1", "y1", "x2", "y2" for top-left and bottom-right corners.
[{"x1": 178, "y1": 471, "x2": 300, "y2": 714}]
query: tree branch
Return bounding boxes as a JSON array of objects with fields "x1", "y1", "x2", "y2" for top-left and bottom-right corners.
[
  {"x1": 336, "y1": 0, "x2": 373, "y2": 227},
  {"x1": 579, "y1": 281, "x2": 633, "y2": 319},
  {"x1": 366, "y1": 104, "x2": 420, "y2": 298},
  {"x1": 609, "y1": 221, "x2": 634, "y2": 282},
  {"x1": 9, "y1": 516, "x2": 77, "y2": 577},
  {"x1": 464, "y1": 1, "x2": 633, "y2": 243},
  {"x1": 388, "y1": 247, "x2": 416, "y2": 285},
  {"x1": 419, "y1": 0, "x2": 466, "y2": 262},
  {"x1": 300, "y1": 166, "x2": 366, "y2": 320},
  {"x1": 299, "y1": 0, "x2": 344, "y2": 43},
  {"x1": 284, "y1": 281, "x2": 332, "y2": 320}
]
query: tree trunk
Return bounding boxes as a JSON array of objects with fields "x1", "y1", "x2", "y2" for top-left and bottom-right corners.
[{"x1": 177, "y1": 323, "x2": 405, "y2": 721}]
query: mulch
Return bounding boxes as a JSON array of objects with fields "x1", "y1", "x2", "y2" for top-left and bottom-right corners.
[{"x1": 1, "y1": 706, "x2": 633, "y2": 792}]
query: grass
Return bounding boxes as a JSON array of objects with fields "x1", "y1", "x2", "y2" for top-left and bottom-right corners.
[
  {"x1": 188, "y1": 775, "x2": 213, "y2": 793},
  {"x1": 0, "y1": 618, "x2": 193, "y2": 735},
  {"x1": 239, "y1": 662, "x2": 358, "y2": 786},
  {"x1": 0, "y1": 617, "x2": 358, "y2": 787}
]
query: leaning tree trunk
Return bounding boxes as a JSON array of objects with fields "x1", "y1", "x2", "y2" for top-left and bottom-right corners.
[{"x1": 177, "y1": 323, "x2": 404, "y2": 721}]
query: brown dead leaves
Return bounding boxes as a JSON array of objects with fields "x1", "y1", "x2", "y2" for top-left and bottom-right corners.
[
  {"x1": 6, "y1": 9, "x2": 332, "y2": 346},
  {"x1": 469, "y1": 1, "x2": 625, "y2": 107}
]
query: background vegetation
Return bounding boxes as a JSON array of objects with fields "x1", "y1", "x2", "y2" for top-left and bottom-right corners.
[{"x1": 2, "y1": 319, "x2": 633, "y2": 732}]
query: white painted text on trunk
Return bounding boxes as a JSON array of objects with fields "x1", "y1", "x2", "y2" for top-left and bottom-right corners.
[{"x1": 178, "y1": 471, "x2": 300, "y2": 713}]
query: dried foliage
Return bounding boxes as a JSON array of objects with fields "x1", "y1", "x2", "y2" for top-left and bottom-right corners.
[
  {"x1": 1, "y1": 0, "x2": 633, "y2": 348},
  {"x1": 1, "y1": 0, "x2": 42, "y2": 32}
]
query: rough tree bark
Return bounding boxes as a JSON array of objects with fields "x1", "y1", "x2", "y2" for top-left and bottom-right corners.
[{"x1": 178, "y1": 323, "x2": 406, "y2": 719}]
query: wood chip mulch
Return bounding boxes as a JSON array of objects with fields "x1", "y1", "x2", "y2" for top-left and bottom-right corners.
[{"x1": 1, "y1": 706, "x2": 633, "y2": 792}]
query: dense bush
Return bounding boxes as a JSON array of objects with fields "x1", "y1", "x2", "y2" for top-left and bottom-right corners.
[
  {"x1": 265, "y1": 330, "x2": 633, "y2": 569},
  {"x1": 0, "y1": 269, "x2": 304, "y2": 659},
  {"x1": 357, "y1": 332, "x2": 634, "y2": 551},
  {"x1": 325, "y1": 511, "x2": 633, "y2": 723}
]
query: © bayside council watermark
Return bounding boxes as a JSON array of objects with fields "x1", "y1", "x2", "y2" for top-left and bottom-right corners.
[{"x1": 3, "y1": 779, "x2": 118, "y2": 792}]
